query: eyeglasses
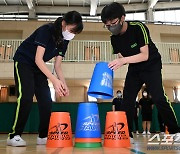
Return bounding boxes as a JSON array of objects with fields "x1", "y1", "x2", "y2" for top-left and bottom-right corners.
[{"x1": 103, "y1": 19, "x2": 119, "y2": 28}]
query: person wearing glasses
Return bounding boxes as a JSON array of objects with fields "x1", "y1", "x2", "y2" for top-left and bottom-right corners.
[
  {"x1": 7, "y1": 11, "x2": 83, "y2": 147},
  {"x1": 101, "y1": 2, "x2": 180, "y2": 143}
]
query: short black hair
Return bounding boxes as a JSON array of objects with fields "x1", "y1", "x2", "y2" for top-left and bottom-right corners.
[
  {"x1": 101, "y1": 2, "x2": 126, "y2": 24},
  {"x1": 117, "y1": 90, "x2": 121, "y2": 93}
]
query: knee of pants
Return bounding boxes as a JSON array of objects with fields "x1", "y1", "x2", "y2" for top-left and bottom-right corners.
[
  {"x1": 38, "y1": 101, "x2": 52, "y2": 110},
  {"x1": 19, "y1": 97, "x2": 33, "y2": 104},
  {"x1": 152, "y1": 97, "x2": 168, "y2": 106},
  {"x1": 123, "y1": 92, "x2": 137, "y2": 105},
  {"x1": 36, "y1": 93, "x2": 52, "y2": 104},
  {"x1": 122, "y1": 97, "x2": 136, "y2": 108}
]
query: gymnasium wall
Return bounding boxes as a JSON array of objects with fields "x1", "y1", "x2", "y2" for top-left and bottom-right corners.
[
  {"x1": 0, "y1": 63, "x2": 179, "y2": 103},
  {"x1": 0, "y1": 21, "x2": 180, "y2": 42},
  {"x1": 0, "y1": 21, "x2": 180, "y2": 103}
]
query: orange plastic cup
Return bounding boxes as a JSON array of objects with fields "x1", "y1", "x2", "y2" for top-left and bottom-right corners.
[
  {"x1": 104, "y1": 111, "x2": 130, "y2": 148},
  {"x1": 46, "y1": 112, "x2": 73, "y2": 148},
  {"x1": 75, "y1": 138, "x2": 102, "y2": 143}
]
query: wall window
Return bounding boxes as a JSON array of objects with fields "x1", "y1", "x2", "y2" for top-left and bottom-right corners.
[
  {"x1": 126, "y1": 12, "x2": 145, "y2": 21},
  {"x1": 154, "y1": 10, "x2": 180, "y2": 23}
]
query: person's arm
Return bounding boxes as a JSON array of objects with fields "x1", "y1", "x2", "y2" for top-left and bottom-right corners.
[
  {"x1": 112, "y1": 105, "x2": 115, "y2": 111},
  {"x1": 136, "y1": 101, "x2": 140, "y2": 116},
  {"x1": 108, "y1": 45, "x2": 149, "y2": 70},
  {"x1": 151, "y1": 104, "x2": 154, "y2": 110},
  {"x1": 35, "y1": 46, "x2": 66, "y2": 96},
  {"x1": 118, "y1": 53, "x2": 123, "y2": 58},
  {"x1": 137, "y1": 107, "x2": 140, "y2": 116},
  {"x1": 54, "y1": 56, "x2": 69, "y2": 96},
  {"x1": 112, "y1": 98, "x2": 116, "y2": 111},
  {"x1": 150, "y1": 99, "x2": 154, "y2": 110},
  {"x1": 109, "y1": 22, "x2": 150, "y2": 70},
  {"x1": 139, "y1": 100, "x2": 142, "y2": 110}
]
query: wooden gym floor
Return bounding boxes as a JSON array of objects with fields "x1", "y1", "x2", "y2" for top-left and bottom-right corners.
[{"x1": 0, "y1": 133, "x2": 179, "y2": 154}]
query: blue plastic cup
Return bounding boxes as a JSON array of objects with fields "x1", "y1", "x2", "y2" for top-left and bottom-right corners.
[
  {"x1": 88, "y1": 62, "x2": 114, "y2": 99},
  {"x1": 75, "y1": 102, "x2": 101, "y2": 138}
]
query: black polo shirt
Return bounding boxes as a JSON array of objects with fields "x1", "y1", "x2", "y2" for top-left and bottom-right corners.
[
  {"x1": 13, "y1": 23, "x2": 69, "y2": 67},
  {"x1": 139, "y1": 98, "x2": 153, "y2": 114},
  {"x1": 112, "y1": 97, "x2": 123, "y2": 111},
  {"x1": 111, "y1": 21, "x2": 162, "y2": 71}
]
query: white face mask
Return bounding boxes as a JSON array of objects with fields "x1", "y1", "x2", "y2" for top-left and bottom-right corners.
[
  {"x1": 143, "y1": 92, "x2": 147, "y2": 97},
  {"x1": 117, "y1": 93, "x2": 122, "y2": 98},
  {"x1": 62, "y1": 29, "x2": 75, "y2": 40}
]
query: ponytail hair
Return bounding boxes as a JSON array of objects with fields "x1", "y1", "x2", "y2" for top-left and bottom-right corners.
[{"x1": 53, "y1": 17, "x2": 63, "y2": 48}]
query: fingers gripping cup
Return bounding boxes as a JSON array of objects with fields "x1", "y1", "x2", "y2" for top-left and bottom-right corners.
[
  {"x1": 75, "y1": 103, "x2": 102, "y2": 148},
  {"x1": 46, "y1": 112, "x2": 73, "y2": 148},
  {"x1": 88, "y1": 62, "x2": 113, "y2": 99}
]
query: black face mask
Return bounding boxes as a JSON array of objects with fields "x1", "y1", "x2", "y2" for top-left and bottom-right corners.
[{"x1": 108, "y1": 21, "x2": 123, "y2": 35}]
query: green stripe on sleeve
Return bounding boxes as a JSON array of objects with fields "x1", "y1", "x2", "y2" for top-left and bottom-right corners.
[{"x1": 130, "y1": 22, "x2": 149, "y2": 44}]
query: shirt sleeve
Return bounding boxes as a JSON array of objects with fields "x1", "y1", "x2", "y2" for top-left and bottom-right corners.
[
  {"x1": 139, "y1": 99, "x2": 142, "y2": 106},
  {"x1": 134, "y1": 22, "x2": 150, "y2": 48},
  {"x1": 112, "y1": 98, "x2": 116, "y2": 105},
  {"x1": 150, "y1": 98, "x2": 154, "y2": 105},
  {"x1": 136, "y1": 101, "x2": 139, "y2": 108},
  {"x1": 57, "y1": 40, "x2": 69, "y2": 57},
  {"x1": 34, "y1": 25, "x2": 51, "y2": 48}
]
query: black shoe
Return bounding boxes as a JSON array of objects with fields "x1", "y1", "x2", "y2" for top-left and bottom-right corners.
[{"x1": 129, "y1": 132, "x2": 133, "y2": 138}]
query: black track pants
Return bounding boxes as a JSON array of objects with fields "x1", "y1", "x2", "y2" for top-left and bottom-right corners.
[
  {"x1": 9, "y1": 62, "x2": 52, "y2": 139},
  {"x1": 122, "y1": 70, "x2": 179, "y2": 137}
]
